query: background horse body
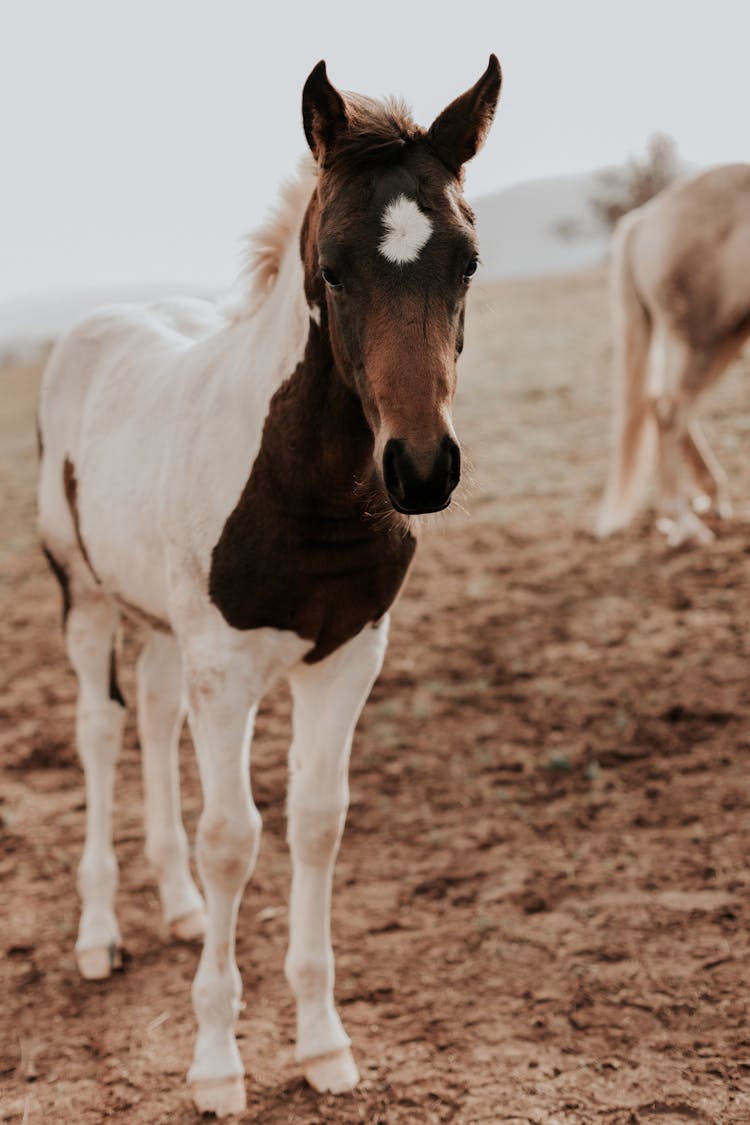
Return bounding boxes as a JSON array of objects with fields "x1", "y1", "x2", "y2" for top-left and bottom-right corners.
[
  {"x1": 37, "y1": 58, "x2": 501, "y2": 1116},
  {"x1": 597, "y1": 162, "x2": 750, "y2": 544}
]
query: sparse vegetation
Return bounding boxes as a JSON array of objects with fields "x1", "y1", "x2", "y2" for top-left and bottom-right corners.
[{"x1": 590, "y1": 132, "x2": 680, "y2": 230}]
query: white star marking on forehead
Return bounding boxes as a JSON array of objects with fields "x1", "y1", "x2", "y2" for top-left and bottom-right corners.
[{"x1": 379, "y1": 194, "x2": 432, "y2": 264}]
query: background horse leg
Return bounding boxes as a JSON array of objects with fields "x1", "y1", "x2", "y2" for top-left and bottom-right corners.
[
  {"x1": 66, "y1": 593, "x2": 126, "y2": 979},
  {"x1": 657, "y1": 326, "x2": 749, "y2": 541},
  {"x1": 136, "y1": 630, "x2": 205, "y2": 941},
  {"x1": 652, "y1": 331, "x2": 714, "y2": 545},
  {"x1": 680, "y1": 328, "x2": 750, "y2": 520},
  {"x1": 682, "y1": 419, "x2": 732, "y2": 518},
  {"x1": 285, "y1": 617, "x2": 390, "y2": 1094}
]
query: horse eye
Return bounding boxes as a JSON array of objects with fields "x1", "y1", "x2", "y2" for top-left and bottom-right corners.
[
  {"x1": 463, "y1": 258, "x2": 479, "y2": 284},
  {"x1": 321, "y1": 267, "x2": 343, "y2": 290}
]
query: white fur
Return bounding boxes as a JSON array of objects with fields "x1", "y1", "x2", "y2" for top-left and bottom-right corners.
[
  {"x1": 285, "y1": 619, "x2": 389, "y2": 1066},
  {"x1": 379, "y1": 194, "x2": 432, "y2": 264},
  {"x1": 136, "y1": 631, "x2": 205, "y2": 931},
  {"x1": 37, "y1": 165, "x2": 390, "y2": 1115}
]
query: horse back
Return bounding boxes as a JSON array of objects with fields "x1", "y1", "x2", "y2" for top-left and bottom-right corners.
[
  {"x1": 627, "y1": 164, "x2": 750, "y2": 343},
  {"x1": 37, "y1": 299, "x2": 228, "y2": 616}
]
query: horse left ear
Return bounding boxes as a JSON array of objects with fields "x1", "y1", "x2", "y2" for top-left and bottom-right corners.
[
  {"x1": 428, "y1": 54, "x2": 502, "y2": 176},
  {"x1": 302, "y1": 60, "x2": 349, "y2": 163}
]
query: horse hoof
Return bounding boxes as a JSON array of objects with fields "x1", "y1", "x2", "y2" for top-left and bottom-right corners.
[
  {"x1": 304, "y1": 1047, "x2": 359, "y2": 1094},
  {"x1": 77, "y1": 943, "x2": 121, "y2": 980},
  {"x1": 191, "y1": 1075, "x2": 246, "y2": 1117},
  {"x1": 656, "y1": 513, "x2": 714, "y2": 547},
  {"x1": 169, "y1": 909, "x2": 207, "y2": 943}
]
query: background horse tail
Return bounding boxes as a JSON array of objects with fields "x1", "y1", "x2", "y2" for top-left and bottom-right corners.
[{"x1": 596, "y1": 211, "x2": 656, "y2": 536}]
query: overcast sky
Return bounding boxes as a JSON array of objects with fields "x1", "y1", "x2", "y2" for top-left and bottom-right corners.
[{"x1": 2, "y1": 0, "x2": 749, "y2": 302}]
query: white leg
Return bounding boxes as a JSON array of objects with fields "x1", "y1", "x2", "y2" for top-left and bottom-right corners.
[
  {"x1": 186, "y1": 681, "x2": 258, "y2": 1115},
  {"x1": 66, "y1": 596, "x2": 126, "y2": 980},
  {"x1": 181, "y1": 625, "x2": 307, "y2": 1119},
  {"x1": 136, "y1": 630, "x2": 205, "y2": 940},
  {"x1": 285, "y1": 617, "x2": 389, "y2": 1094}
]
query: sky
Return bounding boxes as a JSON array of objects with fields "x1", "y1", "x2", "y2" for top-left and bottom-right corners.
[{"x1": 1, "y1": 0, "x2": 749, "y2": 303}]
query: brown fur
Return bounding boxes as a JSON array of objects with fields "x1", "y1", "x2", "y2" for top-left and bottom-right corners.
[
  {"x1": 108, "y1": 646, "x2": 125, "y2": 708},
  {"x1": 41, "y1": 545, "x2": 71, "y2": 627},
  {"x1": 210, "y1": 62, "x2": 500, "y2": 658},
  {"x1": 209, "y1": 316, "x2": 417, "y2": 663},
  {"x1": 63, "y1": 457, "x2": 100, "y2": 582}
]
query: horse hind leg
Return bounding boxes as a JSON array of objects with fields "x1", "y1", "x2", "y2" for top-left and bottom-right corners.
[
  {"x1": 653, "y1": 326, "x2": 746, "y2": 544},
  {"x1": 65, "y1": 592, "x2": 127, "y2": 979},
  {"x1": 136, "y1": 630, "x2": 205, "y2": 942},
  {"x1": 682, "y1": 419, "x2": 732, "y2": 519},
  {"x1": 679, "y1": 326, "x2": 750, "y2": 521}
]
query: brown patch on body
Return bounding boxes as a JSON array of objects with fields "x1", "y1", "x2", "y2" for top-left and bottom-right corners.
[
  {"x1": 108, "y1": 646, "x2": 125, "y2": 708},
  {"x1": 41, "y1": 545, "x2": 71, "y2": 626},
  {"x1": 211, "y1": 66, "x2": 500, "y2": 659},
  {"x1": 209, "y1": 323, "x2": 416, "y2": 664},
  {"x1": 62, "y1": 457, "x2": 100, "y2": 583}
]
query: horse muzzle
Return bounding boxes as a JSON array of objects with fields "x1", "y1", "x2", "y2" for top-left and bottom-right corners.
[{"x1": 382, "y1": 435, "x2": 461, "y2": 515}]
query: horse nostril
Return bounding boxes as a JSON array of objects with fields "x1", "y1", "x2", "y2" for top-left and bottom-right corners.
[
  {"x1": 382, "y1": 435, "x2": 460, "y2": 514},
  {"x1": 445, "y1": 436, "x2": 461, "y2": 491},
  {"x1": 382, "y1": 438, "x2": 406, "y2": 499}
]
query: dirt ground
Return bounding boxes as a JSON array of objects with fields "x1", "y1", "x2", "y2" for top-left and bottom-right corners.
[{"x1": 2, "y1": 271, "x2": 750, "y2": 1124}]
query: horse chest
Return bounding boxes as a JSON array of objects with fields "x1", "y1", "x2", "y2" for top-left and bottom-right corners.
[{"x1": 209, "y1": 497, "x2": 416, "y2": 663}]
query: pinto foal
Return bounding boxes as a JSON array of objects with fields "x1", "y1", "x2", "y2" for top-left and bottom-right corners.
[
  {"x1": 598, "y1": 163, "x2": 750, "y2": 545},
  {"x1": 37, "y1": 57, "x2": 501, "y2": 1116}
]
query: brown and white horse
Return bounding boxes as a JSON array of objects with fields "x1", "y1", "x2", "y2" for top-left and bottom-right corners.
[
  {"x1": 37, "y1": 57, "x2": 501, "y2": 1116},
  {"x1": 597, "y1": 163, "x2": 750, "y2": 544}
]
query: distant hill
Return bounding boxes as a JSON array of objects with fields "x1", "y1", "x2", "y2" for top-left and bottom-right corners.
[
  {"x1": 0, "y1": 164, "x2": 683, "y2": 361},
  {"x1": 471, "y1": 170, "x2": 611, "y2": 281}
]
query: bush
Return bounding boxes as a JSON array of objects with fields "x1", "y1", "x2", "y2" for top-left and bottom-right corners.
[{"x1": 590, "y1": 133, "x2": 679, "y2": 231}]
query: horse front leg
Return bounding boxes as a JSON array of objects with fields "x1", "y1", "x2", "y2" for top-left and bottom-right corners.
[
  {"x1": 181, "y1": 654, "x2": 262, "y2": 1118},
  {"x1": 285, "y1": 618, "x2": 389, "y2": 1093}
]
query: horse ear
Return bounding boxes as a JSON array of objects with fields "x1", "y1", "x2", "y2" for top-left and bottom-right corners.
[
  {"x1": 428, "y1": 55, "x2": 502, "y2": 176},
  {"x1": 302, "y1": 60, "x2": 348, "y2": 162}
]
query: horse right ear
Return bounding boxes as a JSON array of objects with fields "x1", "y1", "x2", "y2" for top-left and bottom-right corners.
[{"x1": 302, "y1": 60, "x2": 348, "y2": 163}]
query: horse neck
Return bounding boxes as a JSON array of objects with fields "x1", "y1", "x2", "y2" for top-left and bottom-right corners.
[
  {"x1": 256, "y1": 193, "x2": 379, "y2": 507},
  {"x1": 285, "y1": 322, "x2": 377, "y2": 505}
]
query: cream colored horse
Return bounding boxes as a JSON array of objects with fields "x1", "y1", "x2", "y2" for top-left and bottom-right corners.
[{"x1": 597, "y1": 163, "x2": 750, "y2": 544}]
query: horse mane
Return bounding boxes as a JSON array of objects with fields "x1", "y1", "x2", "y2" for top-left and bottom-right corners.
[
  {"x1": 232, "y1": 155, "x2": 318, "y2": 321},
  {"x1": 332, "y1": 94, "x2": 423, "y2": 167},
  {"x1": 231, "y1": 96, "x2": 421, "y2": 321}
]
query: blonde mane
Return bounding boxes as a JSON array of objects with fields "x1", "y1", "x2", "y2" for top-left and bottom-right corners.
[{"x1": 232, "y1": 155, "x2": 318, "y2": 321}]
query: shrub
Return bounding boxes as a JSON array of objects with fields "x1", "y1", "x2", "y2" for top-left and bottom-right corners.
[{"x1": 590, "y1": 133, "x2": 679, "y2": 230}]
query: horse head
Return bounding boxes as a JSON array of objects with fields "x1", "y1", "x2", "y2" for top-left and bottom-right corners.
[{"x1": 301, "y1": 56, "x2": 501, "y2": 515}]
